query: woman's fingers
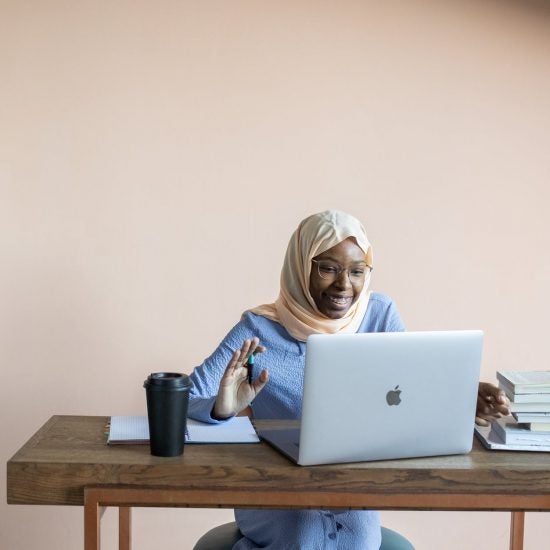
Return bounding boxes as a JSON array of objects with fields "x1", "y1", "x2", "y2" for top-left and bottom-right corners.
[
  {"x1": 251, "y1": 368, "x2": 269, "y2": 392},
  {"x1": 222, "y1": 338, "x2": 265, "y2": 385},
  {"x1": 237, "y1": 337, "x2": 261, "y2": 363},
  {"x1": 221, "y1": 338, "x2": 267, "y2": 392},
  {"x1": 477, "y1": 386, "x2": 511, "y2": 418},
  {"x1": 215, "y1": 339, "x2": 268, "y2": 419},
  {"x1": 475, "y1": 415, "x2": 490, "y2": 427},
  {"x1": 476, "y1": 394, "x2": 491, "y2": 415},
  {"x1": 222, "y1": 350, "x2": 241, "y2": 377},
  {"x1": 231, "y1": 338, "x2": 265, "y2": 374}
]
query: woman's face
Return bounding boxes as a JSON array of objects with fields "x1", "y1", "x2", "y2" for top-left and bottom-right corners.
[{"x1": 309, "y1": 238, "x2": 368, "y2": 319}]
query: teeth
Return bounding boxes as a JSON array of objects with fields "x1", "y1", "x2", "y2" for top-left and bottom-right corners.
[{"x1": 328, "y1": 296, "x2": 351, "y2": 304}]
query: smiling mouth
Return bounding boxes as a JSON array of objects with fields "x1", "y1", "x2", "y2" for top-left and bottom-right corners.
[{"x1": 324, "y1": 294, "x2": 353, "y2": 307}]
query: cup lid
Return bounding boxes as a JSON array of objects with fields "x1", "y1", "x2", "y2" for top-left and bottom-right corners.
[{"x1": 144, "y1": 372, "x2": 191, "y2": 390}]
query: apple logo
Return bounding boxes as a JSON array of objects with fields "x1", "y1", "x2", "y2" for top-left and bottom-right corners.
[{"x1": 386, "y1": 385, "x2": 402, "y2": 406}]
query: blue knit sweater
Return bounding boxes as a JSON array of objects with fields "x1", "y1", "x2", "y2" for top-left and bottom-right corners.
[{"x1": 188, "y1": 293, "x2": 405, "y2": 550}]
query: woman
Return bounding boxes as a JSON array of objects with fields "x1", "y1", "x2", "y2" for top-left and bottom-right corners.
[{"x1": 188, "y1": 210, "x2": 508, "y2": 549}]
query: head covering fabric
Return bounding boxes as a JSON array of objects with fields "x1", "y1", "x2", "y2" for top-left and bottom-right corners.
[{"x1": 249, "y1": 210, "x2": 373, "y2": 341}]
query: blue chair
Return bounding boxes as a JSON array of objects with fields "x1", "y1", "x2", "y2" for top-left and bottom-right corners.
[{"x1": 193, "y1": 521, "x2": 414, "y2": 549}]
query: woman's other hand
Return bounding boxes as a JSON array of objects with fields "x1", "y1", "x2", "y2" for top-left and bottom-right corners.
[
  {"x1": 213, "y1": 337, "x2": 268, "y2": 419},
  {"x1": 475, "y1": 381, "x2": 510, "y2": 426}
]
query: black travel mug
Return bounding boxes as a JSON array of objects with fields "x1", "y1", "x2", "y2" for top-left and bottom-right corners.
[{"x1": 143, "y1": 372, "x2": 191, "y2": 457}]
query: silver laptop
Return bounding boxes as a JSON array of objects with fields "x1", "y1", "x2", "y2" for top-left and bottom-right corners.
[{"x1": 260, "y1": 330, "x2": 483, "y2": 465}]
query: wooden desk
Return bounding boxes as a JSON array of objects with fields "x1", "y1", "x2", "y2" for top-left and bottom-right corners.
[{"x1": 7, "y1": 416, "x2": 550, "y2": 550}]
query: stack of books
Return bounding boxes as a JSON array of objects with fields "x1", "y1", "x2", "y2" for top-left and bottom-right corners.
[{"x1": 492, "y1": 370, "x2": 550, "y2": 446}]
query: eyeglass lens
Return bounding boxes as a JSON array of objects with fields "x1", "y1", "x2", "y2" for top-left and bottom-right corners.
[{"x1": 315, "y1": 261, "x2": 371, "y2": 282}]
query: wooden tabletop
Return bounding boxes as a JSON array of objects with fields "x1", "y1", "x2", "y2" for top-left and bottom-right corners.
[{"x1": 7, "y1": 415, "x2": 550, "y2": 510}]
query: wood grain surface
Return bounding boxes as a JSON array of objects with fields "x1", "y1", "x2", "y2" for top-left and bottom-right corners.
[{"x1": 8, "y1": 416, "x2": 550, "y2": 510}]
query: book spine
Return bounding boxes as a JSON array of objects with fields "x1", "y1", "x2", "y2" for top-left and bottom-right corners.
[
  {"x1": 497, "y1": 371, "x2": 550, "y2": 394},
  {"x1": 527, "y1": 423, "x2": 550, "y2": 432},
  {"x1": 513, "y1": 413, "x2": 550, "y2": 423},
  {"x1": 502, "y1": 388, "x2": 550, "y2": 403},
  {"x1": 509, "y1": 402, "x2": 550, "y2": 413}
]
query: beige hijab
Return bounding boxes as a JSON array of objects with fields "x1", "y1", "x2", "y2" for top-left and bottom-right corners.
[{"x1": 249, "y1": 210, "x2": 373, "y2": 342}]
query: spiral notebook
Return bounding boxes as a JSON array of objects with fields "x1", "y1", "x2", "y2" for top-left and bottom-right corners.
[{"x1": 107, "y1": 415, "x2": 260, "y2": 444}]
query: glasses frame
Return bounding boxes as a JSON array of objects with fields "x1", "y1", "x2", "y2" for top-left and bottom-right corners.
[{"x1": 311, "y1": 259, "x2": 373, "y2": 283}]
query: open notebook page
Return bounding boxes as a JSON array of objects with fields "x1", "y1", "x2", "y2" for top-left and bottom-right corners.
[{"x1": 108, "y1": 415, "x2": 259, "y2": 444}]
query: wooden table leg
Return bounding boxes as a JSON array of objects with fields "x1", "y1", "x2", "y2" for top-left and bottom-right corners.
[
  {"x1": 84, "y1": 489, "x2": 101, "y2": 550},
  {"x1": 510, "y1": 511, "x2": 525, "y2": 550},
  {"x1": 119, "y1": 507, "x2": 132, "y2": 550}
]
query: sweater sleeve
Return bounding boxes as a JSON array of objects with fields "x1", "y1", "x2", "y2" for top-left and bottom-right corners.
[
  {"x1": 187, "y1": 315, "x2": 258, "y2": 423},
  {"x1": 360, "y1": 293, "x2": 406, "y2": 333},
  {"x1": 384, "y1": 299, "x2": 406, "y2": 332}
]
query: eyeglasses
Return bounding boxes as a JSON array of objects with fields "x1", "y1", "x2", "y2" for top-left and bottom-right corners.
[{"x1": 311, "y1": 259, "x2": 373, "y2": 283}]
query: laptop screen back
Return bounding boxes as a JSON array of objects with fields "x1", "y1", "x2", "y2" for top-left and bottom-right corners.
[{"x1": 296, "y1": 330, "x2": 483, "y2": 465}]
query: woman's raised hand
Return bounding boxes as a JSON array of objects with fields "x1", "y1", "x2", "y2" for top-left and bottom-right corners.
[{"x1": 213, "y1": 337, "x2": 268, "y2": 419}]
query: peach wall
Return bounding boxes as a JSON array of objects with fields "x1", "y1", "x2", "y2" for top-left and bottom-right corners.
[{"x1": 2, "y1": 0, "x2": 549, "y2": 548}]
